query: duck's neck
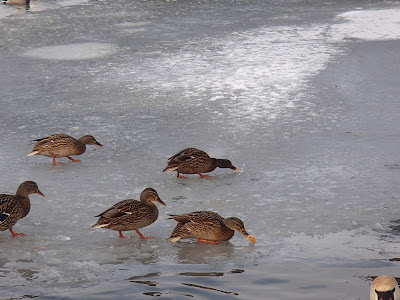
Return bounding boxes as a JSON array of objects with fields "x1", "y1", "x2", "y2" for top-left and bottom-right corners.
[
  {"x1": 215, "y1": 159, "x2": 232, "y2": 169},
  {"x1": 141, "y1": 199, "x2": 156, "y2": 208},
  {"x1": 14, "y1": 192, "x2": 31, "y2": 218},
  {"x1": 16, "y1": 187, "x2": 30, "y2": 198},
  {"x1": 77, "y1": 136, "x2": 91, "y2": 145}
]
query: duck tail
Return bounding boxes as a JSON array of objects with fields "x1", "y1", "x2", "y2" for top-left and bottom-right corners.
[
  {"x1": 27, "y1": 151, "x2": 39, "y2": 157},
  {"x1": 92, "y1": 223, "x2": 109, "y2": 229},
  {"x1": 167, "y1": 236, "x2": 181, "y2": 242},
  {"x1": 163, "y1": 165, "x2": 178, "y2": 172}
]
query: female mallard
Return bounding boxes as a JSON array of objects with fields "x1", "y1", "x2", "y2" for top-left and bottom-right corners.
[
  {"x1": 167, "y1": 211, "x2": 256, "y2": 244},
  {"x1": 0, "y1": 181, "x2": 44, "y2": 237},
  {"x1": 163, "y1": 148, "x2": 237, "y2": 178},
  {"x1": 27, "y1": 134, "x2": 103, "y2": 165},
  {"x1": 370, "y1": 275, "x2": 400, "y2": 300},
  {"x1": 92, "y1": 188, "x2": 166, "y2": 239}
]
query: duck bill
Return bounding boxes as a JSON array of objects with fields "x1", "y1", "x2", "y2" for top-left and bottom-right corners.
[
  {"x1": 232, "y1": 167, "x2": 238, "y2": 173},
  {"x1": 96, "y1": 142, "x2": 103, "y2": 147},
  {"x1": 36, "y1": 189, "x2": 45, "y2": 197},
  {"x1": 156, "y1": 197, "x2": 166, "y2": 206},
  {"x1": 241, "y1": 230, "x2": 256, "y2": 244}
]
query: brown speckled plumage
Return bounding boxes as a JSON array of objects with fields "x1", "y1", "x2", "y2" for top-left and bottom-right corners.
[
  {"x1": 0, "y1": 181, "x2": 44, "y2": 237},
  {"x1": 27, "y1": 134, "x2": 103, "y2": 164},
  {"x1": 92, "y1": 188, "x2": 166, "y2": 239},
  {"x1": 163, "y1": 148, "x2": 237, "y2": 178},
  {"x1": 167, "y1": 211, "x2": 256, "y2": 244}
]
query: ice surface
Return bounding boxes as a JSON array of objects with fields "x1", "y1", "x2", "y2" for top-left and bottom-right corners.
[
  {"x1": 0, "y1": 0, "x2": 400, "y2": 299},
  {"x1": 331, "y1": 8, "x2": 400, "y2": 41},
  {"x1": 24, "y1": 42, "x2": 118, "y2": 60}
]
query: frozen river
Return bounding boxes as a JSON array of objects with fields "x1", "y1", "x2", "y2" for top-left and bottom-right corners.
[{"x1": 1, "y1": 0, "x2": 400, "y2": 299}]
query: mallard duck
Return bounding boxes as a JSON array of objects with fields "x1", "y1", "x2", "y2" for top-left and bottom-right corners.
[
  {"x1": 163, "y1": 148, "x2": 237, "y2": 178},
  {"x1": 27, "y1": 134, "x2": 103, "y2": 165},
  {"x1": 92, "y1": 188, "x2": 166, "y2": 239},
  {"x1": 370, "y1": 275, "x2": 400, "y2": 300},
  {"x1": 167, "y1": 211, "x2": 255, "y2": 244},
  {"x1": 0, "y1": 181, "x2": 44, "y2": 237}
]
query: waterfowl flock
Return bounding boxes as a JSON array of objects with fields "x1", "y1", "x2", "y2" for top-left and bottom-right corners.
[
  {"x1": 1, "y1": 134, "x2": 397, "y2": 295},
  {"x1": 2, "y1": 139, "x2": 253, "y2": 244}
]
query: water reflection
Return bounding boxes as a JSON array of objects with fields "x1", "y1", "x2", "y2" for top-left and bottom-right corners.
[
  {"x1": 389, "y1": 219, "x2": 400, "y2": 233},
  {"x1": 172, "y1": 241, "x2": 237, "y2": 264},
  {"x1": 181, "y1": 283, "x2": 239, "y2": 296},
  {"x1": 126, "y1": 268, "x2": 245, "y2": 299},
  {"x1": 127, "y1": 272, "x2": 161, "y2": 287}
]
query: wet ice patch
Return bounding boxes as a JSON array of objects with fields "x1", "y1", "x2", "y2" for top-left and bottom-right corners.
[
  {"x1": 106, "y1": 25, "x2": 337, "y2": 121},
  {"x1": 331, "y1": 8, "x2": 400, "y2": 41},
  {"x1": 24, "y1": 42, "x2": 117, "y2": 60}
]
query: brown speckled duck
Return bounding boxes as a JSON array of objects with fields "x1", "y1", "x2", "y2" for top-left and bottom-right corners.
[
  {"x1": 163, "y1": 148, "x2": 237, "y2": 178},
  {"x1": 167, "y1": 211, "x2": 256, "y2": 244},
  {"x1": 0, "y1": 181, "x2": 44, "y2": 237},
  {"x1": 92, "y1": 188, "x2": 166, "y2": 239},
  {"x1": 27, "y1": 134, "x2": 103, "y2": 165}
]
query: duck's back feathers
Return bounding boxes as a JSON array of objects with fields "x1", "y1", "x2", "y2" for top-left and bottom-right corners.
[
  {"x1": 167, "y1": 148, "x2": 209, "y2": 163},
  {"x1": 169, "y1": 211, "x2": 223, "y2": 224},
  {"x1": 94, "y1": 199, "x2": 141, "y2": 218}
]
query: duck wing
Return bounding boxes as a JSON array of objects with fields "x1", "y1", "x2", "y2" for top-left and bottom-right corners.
[
  {"x1": 167, "y1": 148, "x2": 209, "y2": 163},
  {"x1": 95, "y1": 199, "x2": 141, "y2": 219},
  {"x1": 31, "y1": 134, "x2": 73, "y2": 146},
  {"x1": 169, "y1": 211, "x2": 223, "y2": 225},
  {"x1": 0, "y1": 194, "x2": 17, "y2": 223}
]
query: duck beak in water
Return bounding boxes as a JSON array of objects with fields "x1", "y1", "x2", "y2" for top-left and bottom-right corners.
[
  {"x1": 240, "y1": 229, "x2": 256, "y2": 244},
  {"x1": 155, "y1": 197, "x2": 166, "y2": 206}
]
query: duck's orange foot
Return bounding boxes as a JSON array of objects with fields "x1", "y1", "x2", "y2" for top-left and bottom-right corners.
[
  {"x1": 196, "y1": 238, "x2": 219, "y2": 244},
  {"x1": 136, "y1": 230, "x2": 153, "y2": 239},
  {"x1": 67, "y1": 156, "x2": 81, "y2": 162},
  {"x1": 198, "y1": 173, "x2": 210, "y2": 178},
  {"x1": 118, "y1": 231, "x2": 126, "y2": 238},
  {"x1": 52, "y1": 155, "x2": 62, "y2": 165},
  {"x1": 9, "y1": 229, "x2": 25, "y2": 237},
  {"x1": 176, "y1": 172, "x2": 185, "y2": 179}
]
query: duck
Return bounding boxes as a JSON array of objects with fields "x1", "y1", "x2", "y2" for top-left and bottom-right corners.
[
  {"x1": 163, "y1": 148, "x2": 237, "y2": 178},
  {"x1": 92, "y1": 188, "x2": 166, "y2": 239},
  {"x1": 27, "y1": 134, "x2": 103, "y2": 165},
  {"x1": 370, "y1": 275, "x2": 400, "y2": 300},
  {"x1": 167, "y1": 211, "x2": 256, "y2": 244},
  {"x1": 0, "y1": 181, "x2": 44, "y2": 237}
]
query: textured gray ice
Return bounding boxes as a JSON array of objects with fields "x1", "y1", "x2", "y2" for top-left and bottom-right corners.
[{"x1": 0, "y1": 1, "x2": 400, "y2": 298}]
